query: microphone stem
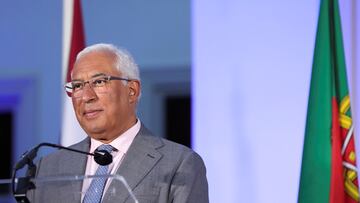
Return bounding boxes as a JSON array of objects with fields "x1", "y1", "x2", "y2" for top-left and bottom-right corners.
[{"x1": 38, "y1": 143, "x2": 95, "y2": 156}]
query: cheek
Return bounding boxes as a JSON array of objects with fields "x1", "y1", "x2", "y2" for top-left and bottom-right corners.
[
  {"x1": 72, "y1": 99, "x2": 81, "y2": 114},
  {"x1": 71, "y1": 99, "x2": 86, "y2": 121},
  {"x1": 107, "y1": 87, "x2": 128, "y2": 103},
  {"x1": 105, "y1": 92, "x2": 129, "y2": 114}
]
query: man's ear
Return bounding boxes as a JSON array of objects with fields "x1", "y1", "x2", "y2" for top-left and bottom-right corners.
[{"x1": 128, "y1": 80, "x2": 141, "y2": 103}]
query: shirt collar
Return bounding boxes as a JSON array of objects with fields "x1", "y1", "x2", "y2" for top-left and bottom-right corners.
[{"x1": 89, "y1": 119, "x2": 141, "y2": 154}]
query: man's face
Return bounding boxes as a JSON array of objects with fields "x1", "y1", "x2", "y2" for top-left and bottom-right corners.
[{"x1": 71, "y1": 51, "x2": 139, "y2": 142}]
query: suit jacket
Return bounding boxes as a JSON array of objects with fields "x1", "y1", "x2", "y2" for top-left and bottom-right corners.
[{"x1": 28, "y1": 125, "x2": 208, "y2": 203}]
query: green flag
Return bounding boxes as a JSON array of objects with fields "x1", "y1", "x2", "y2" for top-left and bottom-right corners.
[{"x1": 298, "y1": 0, "x2": 359, "y2": 202}]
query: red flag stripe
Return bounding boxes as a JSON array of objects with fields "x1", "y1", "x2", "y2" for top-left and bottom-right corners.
[
  {"x1": 330, "y1": 98, "x2": 346, "y2": 203},
  {"x1": 67, "y1": 0, "x2": 85, "y2": 83}
]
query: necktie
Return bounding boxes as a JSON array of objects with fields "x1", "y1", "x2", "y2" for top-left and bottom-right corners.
[{"x1": 83, "y1": 144, "x2": 113, "y2": 203}]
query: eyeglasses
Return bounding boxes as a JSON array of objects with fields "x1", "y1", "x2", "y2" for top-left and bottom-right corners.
[{"x1": 64, "y1": 75, "x2": 131, "y2": 98}]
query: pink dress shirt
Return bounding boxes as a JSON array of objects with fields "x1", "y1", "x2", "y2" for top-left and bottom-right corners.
[{"x1": 81, "y1": 120, "x2": 141, "y2": 201}]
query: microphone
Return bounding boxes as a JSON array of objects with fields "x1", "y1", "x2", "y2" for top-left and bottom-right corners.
[
  {"x1": 15, "y1": 142, "x2": 112, "y2": 170},
  {"x1": 13, "y1": 143, "x2": 112, "y2": 203}
]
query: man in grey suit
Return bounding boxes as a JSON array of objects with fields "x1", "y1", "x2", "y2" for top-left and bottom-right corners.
[{"x1": 28, "y1": 43, "x2": 208, "y2": 203}]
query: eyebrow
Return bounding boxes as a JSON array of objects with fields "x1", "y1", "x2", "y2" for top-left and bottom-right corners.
[
  {"x1": 91, "y1": 73, "x2": 107, "y2": 78},
  {"x1": 71, "y1": 73, "x2": 107, "y2": 82}
]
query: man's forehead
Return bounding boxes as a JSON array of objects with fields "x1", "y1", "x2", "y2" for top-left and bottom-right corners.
[
  {"x1": 71, "y1": 52, "x2": 120, "y2": 80},
  {"x1": 71, "y1": 72, "x2": 108, "y2": 81}
]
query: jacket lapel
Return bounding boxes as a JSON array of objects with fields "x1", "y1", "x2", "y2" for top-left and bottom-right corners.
[
  {"x1": 104, "y1": 126, "x2": 164, "y2": 203},
  {"x1": 62, "y1": 138, "x2": 89, "y2": 202}
]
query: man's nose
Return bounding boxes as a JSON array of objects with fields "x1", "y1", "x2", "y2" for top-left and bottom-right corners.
[{"x1": 81, "y1": 83, "x2": 97, "y2": 102}]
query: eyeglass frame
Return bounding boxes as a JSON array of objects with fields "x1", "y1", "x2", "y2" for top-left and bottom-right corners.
[{"x1": 64, "y1": 75, "x2": 132, "y2": 98}]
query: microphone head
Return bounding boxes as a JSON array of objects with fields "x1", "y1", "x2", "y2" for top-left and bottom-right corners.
[{"x1": 94, "y1": 150, "x2": 113, "y2": 166}]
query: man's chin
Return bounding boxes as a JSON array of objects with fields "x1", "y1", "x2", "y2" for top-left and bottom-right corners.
[{"x1": 83, "y1": 125, "x2": 106, "y2": 137}]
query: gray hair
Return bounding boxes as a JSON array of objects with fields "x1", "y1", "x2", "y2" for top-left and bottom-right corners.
[{"x1": 75, "y1": 43, "x2": 140, "y2": 81}]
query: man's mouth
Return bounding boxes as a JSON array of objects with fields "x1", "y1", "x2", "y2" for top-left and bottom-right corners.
[{"x1": 83, "y1": 109, "x2": 103, "y2": 119}]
